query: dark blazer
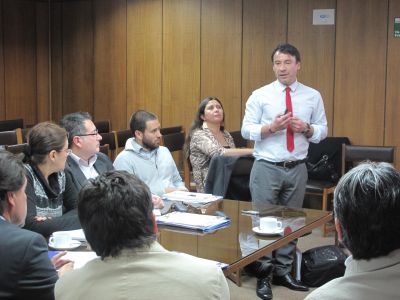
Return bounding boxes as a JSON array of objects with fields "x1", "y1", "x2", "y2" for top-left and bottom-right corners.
[
  {"x1": 64, "y1": 153, "x2": 114, "y2": 202},
  {"x1": 0, "y1": 218, "x2": 58, "y2": 300}
]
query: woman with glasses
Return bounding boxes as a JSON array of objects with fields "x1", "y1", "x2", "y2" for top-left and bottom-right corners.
[{"x1": 23, "y1": 122, "x2": 80, "y2": 238}]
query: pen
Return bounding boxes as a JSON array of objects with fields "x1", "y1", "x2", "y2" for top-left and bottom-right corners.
[{"x1": 241, "y1": 210, "x2": 259, "y2": 215}]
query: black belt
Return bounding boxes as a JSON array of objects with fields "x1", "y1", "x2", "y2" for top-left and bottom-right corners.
[{"x1": 262, "y1": 159, "x2": 306, "y2": 169}]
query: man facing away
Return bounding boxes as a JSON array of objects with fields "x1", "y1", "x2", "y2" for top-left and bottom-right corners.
[
  {"x1": 241, "y1": 43, "x2": 327, "y2": 299},
  {"x1": 306, "y1": 162, "x2": 400, "y2": 300},
  {"x1": 114, "y1": 110, "x2": 188, "y2": 196},
  {"x1": 55, "y1": 170, "x2": 229, "y2": 300}
]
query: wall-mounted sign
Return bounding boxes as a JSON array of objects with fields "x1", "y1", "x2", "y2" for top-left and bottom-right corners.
[
  {"x1": 395, "y1": 18, "x2": 400, "y2": 38},
  {"x1": 313, "y1": 9, "x2": 335, "y2": 25}
]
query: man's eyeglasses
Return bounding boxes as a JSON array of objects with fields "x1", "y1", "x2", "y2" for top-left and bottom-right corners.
[
  {"x1": 78, "y1": 129, "x2": 99, "y2": 137},
  {"x1": 60, "y1": 149, "x2": 72, "y2": 155}
]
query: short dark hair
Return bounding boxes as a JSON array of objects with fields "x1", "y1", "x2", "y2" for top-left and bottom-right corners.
[
  {"x1": 60, "y1": 112, "x2": 92, "y2": 147},
  {"x1": 334, "y1": 162, "x2": 400, "y2": 260},
  {"x1": 271, "y1": 43, "x2": 301, "y2": 63},
  {"x1": 25, "y1": 122, "x2": 68, "y2": 165},
  {"x1": 129, "y1": 110, "x2": 158, "y2": 135},
  {"x1": 78, "y1": 170, "x2": 156, "y2": 259},
  {"x1": 0, "y1": 151, "x2": 26, "y2": 214}
]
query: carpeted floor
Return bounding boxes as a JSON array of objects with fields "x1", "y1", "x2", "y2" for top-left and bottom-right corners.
[{"x1": 228, "y1": 227, "x2": 335, "y2": 300}]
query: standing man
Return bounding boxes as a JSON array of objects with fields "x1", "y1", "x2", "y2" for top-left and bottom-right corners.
[
  {"x1": 241, "y1": 43, "x2": 327, "y2": 300},
  {"x1": 60, "y1": 112, "x2": 114, "y2": 200},
  {"x1": 114, "y1": 110, "x2": 188, "y2": 196},
  {"x1": 306, "y1": 162, "x2": 400, "y2": 300}
]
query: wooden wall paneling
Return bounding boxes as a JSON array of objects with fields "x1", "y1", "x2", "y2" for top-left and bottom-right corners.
[
  {"x1": 62, "y1": 0, "x2": 94, "y2": 115},
  {"x1": 127, "y1": 0, "x2": 162, "y2": 123},
  {"x1": 242, "y1": 0, "x2": 287, "y2": 120},
  {"x1": 0, "y1": 0, "x2": 4, "y2": 120},
  {"x1": 201, "y1": 0, "x2": 242, "y2": 131},
  {"x1": 3, "y1": 0, "x2": 37, "y2": 124},
  {"x1": 288, "y1": 0, "x2": 336, "y2": 137},
  {"x1": 36, "y1": 1, "x2": 50, "y2": 122},
  {"x1": 385, "y1": 0, "x2": 400, "y2": 168},
  {"x1": 50, "y1": 1, "x2": 63, "y2": 123},
  {"x1": 334, "y1": 0, "x2": 388, "y2": 145},
  {"x1": 162, "y1": 0, "x2": 200, "y2": 130},
  {"x1": 94, "y1": 0, "x2": 127, "y2": 131}
]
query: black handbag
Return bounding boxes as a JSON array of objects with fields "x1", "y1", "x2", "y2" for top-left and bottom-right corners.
[
  {"x1": 301, "y1": 245, "x2": 347, "y2": 287},
  {"x1": 306, "y1": 154, "x2": 339, "y2": 183}
]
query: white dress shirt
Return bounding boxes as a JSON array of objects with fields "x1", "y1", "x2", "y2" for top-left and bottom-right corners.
[
  {"x1": 69, "y1": 152, "x2": 99, "y2": 180},
  {"x1": 241, "y1": 80, "x2": 327, "y2": 162}
]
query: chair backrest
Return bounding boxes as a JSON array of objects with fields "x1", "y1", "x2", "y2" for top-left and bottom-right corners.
[
  {"x1": 99, "y1": 131, "x2": 117, "y2": 160},
  {"x1": 115, "y1": 129, "x2": 132, "y2": 154},
  {"x1": 5, "y1": 143, "x2": 29, "y2": 155},
  {"x1": 0, "y1": 118, "x2": 24, "y2": 132},
  {"x1": 21, "y1": 128, "x2": 29, "y2": 143},
  {"x1": 229, "y1": 130, "x2": 248, "y2": 148},
  {"x1": 94, "y1": 120, "x2": 111, "y2": 133},
  {"x1": 0, "y1": 129, "x2": 22, "y2": 146},
  {"x1": 99, "y1": 144, "x2": 110, "y2": 157},
  {"x1": 161, "y1": 130, "x2": 190, "y2": 188},
  {"x1": 160, "y1": 126, "x2": 182, "y2": 136},
  {"x1": 341, "y1": 144, "x2": 395, "y2": 175}
]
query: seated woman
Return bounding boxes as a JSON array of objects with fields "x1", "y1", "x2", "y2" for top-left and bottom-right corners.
[
  {"x1": 23, "y1": 122, "x2": 81, "y2": 238},
  {"x1": 185, "y1": 96, "x2": 253, "y2": 192}
]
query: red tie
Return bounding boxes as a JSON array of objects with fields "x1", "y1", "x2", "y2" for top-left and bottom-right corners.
[{"x1": 285, "y1": 87, "x2": 294, "y2": 152}]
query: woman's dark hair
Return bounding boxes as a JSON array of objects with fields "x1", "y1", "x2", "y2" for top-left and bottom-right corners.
[
  {"x1": 184, "y1": 96, "x2": 225, "y2": 159},
  {"x1": 25, "y1": 122, "x2": 68, "y2": 165},
  {"x1": 0, "y1": 151, "x2": 26, "y2": 214}
]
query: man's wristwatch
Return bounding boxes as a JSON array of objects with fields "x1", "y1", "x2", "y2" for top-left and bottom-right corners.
[{"x1": 302, "y1": 123, "x2": 311, "y2": 135}]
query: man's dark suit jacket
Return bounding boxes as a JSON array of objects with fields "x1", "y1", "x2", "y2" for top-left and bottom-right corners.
[
  {"x1": 0, "y1": 218, "x2": 58, "y2": 300},
  {"x1": 64, "y1": 153, "x2": 114, "y2": 205}
]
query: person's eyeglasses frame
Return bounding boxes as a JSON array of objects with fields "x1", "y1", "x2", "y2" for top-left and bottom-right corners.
[{"x1": 77, "y1": 129, "x2": 99, "y2": 137}]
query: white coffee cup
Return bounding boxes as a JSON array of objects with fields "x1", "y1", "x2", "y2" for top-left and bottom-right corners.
[
  {"x1": 259, "y1": 217, "x2": 282, "y2": 232},
  {"x1": 49, "y1": 232, "x2": 72, "y2": 248}
]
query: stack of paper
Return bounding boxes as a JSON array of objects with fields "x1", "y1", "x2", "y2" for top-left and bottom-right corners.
[
  {"x1": 157, "y1": 211, "x2": 231, "y2": 233},
  {"x1": 162, "y1": 191, "x2": 222, "y2": 205},
  {"x1": 52, "y1": 229, "x2": 86, "y2": 241}
]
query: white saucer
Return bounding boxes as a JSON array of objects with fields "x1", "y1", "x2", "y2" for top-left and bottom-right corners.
[
  {"x1": 48, "y1": 240, "x2": 82, "y2": 250},
  {"x1": 252, "y1": 226, "x2": 284, "y2": 236}
]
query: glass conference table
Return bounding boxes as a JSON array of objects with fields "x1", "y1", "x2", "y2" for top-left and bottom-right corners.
[{"x1": 157, "y1": 199, "x2": 332, "y2": 286}]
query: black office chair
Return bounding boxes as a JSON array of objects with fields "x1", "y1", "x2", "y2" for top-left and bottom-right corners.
[
  {"x1": 94, "y1": 120, "x2": 111, "y2": 133},
  {"x1": 115, "y1": 129, "x2": 132, "y2": 154},
  {"x1": 161, "y1": 129, "x2": 191, "y2": 190},
  {"x1": 229, "y1": 130, "x2": 248, "y2": 148},
  {"x1": 0, "y1": 118, "x2": 24, "y2": 132},
  {"x1": 341, "y1": 144, "x2": 395, "y2": 175},
  {"x1": 0, "y1": 129, "x2": 22, "y2": 146},
  {"x1": 305, "y1": 137, "x2": 350, "y2": 236},
  {"x1": 99, "y1": 131, "x2": 117, "y2": 161},
  {"x1": 160, "y1": 126, "x2": 182, "y2": 136}
]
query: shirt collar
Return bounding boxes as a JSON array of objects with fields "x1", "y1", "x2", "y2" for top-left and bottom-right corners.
[
  {"x1": 276, "y1": 80, "x2": 299, "y2": 92},
  {"x1": 131, "y1": 138, "x2": 158, "y2": 157},
  {"x1": 70, "y1": 152, "x2": 98, "y2": 167}
]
